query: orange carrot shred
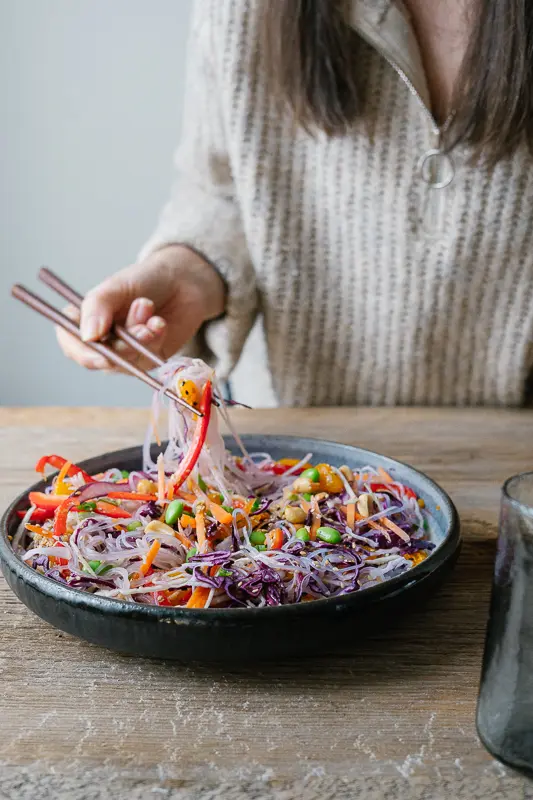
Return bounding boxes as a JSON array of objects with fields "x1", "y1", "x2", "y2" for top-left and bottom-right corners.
[
  {"x1": 174, "y1": 529, "x2": 193, "y2": 548},
  {"x1": 25, "y1": 523, "x2": 46, "y2": 535},
  {"x1": 377, "y1": 467, "x2": 393, "y2": 483},
  {"x1": 178, "y1": 491, "x2": 196, "y2": 504},
  {"x1": 207, "y1": 501, "x2": 233, "y2": 525},
  {"x1": 310, "y1": 498, "x2": 321, "y2": 541},
  {"x1": 139, "y1": 539, "x2": 161, "y2": 577},
  {"x1": 186, "y1": 586, "x2": 211, "y2": 608},
  {"x1": 347, "y1": 502, "x2": 356, "y2": 529},
  {"x1": 196, "y1": 507, "x2": 208, "y2": 552},
  {"x1": 382, "y1": 517, "x2": 410, "y2": 542}
]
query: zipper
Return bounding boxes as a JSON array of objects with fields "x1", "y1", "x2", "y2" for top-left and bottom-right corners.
[
  {"x1": 355, "y1": 24, "x2": 456, "y2": 235},
  {"x1": 355, "y1": 27, "x2": 451, "y2": 140}
]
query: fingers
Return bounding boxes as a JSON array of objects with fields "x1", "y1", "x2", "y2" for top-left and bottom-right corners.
[
  {"x1": 79, "y1": 275, "x2": 135, "y2": 342},
  {"x1": 57, "y1": 303, "x2": 169, "y2": 373},
  {"x1": 125, "y1": 297, "x2": 155, "y2": 329},
  {"x1": 113, "y1": 317, "x2": 168, "y2": 369},
  {"x1": 56, "y1": 305, "x2": 112, "y2": 370}
]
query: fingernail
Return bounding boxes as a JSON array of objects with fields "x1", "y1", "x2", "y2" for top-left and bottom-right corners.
[
  {"x1": 132, "y1": 298, "x2": 153, "y2": 324},
  {"x1": 88, "y1": 355, "x2": 108, "y2": 369},
  {"x1": 81, "y1": 316, "x2": 104, "y2": 342},
  {"x1": 148, "y1": 316, "x2": 166, "y2": 332}
]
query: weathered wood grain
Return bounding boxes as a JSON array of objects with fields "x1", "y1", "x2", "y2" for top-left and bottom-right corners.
[{"x1": 0, "y1": 407, "x2": 532, "y2": 800}]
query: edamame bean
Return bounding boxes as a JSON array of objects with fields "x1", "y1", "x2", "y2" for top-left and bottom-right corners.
[
  {"x1": 301, "y1": 467, "x2": 320, "y2": 483},
  {"x1": 250, "y1": 530, "x2": 267, "y2": 545},
  {"x1": 295, "y1": 528, "x2": 310, "y2": 542},
  {"x1": 165, "y1": 499, "x2": 184, "y2": 526},
  {"x1": 316, "y1": 526, "x2": 342, "y2": 544}
]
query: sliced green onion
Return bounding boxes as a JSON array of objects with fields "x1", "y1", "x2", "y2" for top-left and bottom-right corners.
[{"x1": 77, "y1": 501, "x2": 97, "y2": 512}]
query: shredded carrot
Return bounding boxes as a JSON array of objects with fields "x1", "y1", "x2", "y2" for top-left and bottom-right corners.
[
  {"x1": 196, "y1": 507, "x2": 208, "y2": 552},
  {"x1": 346, "y1": 502, "x2": 356, "y2": 529},
  {"x1": 300, "y1": 499, "x2": 312, "y2": 514},
  {"x1": 180, "y1": 514, "x2": 196, "y2": 529},
  {"x1": 186, "y1": 586, "x2": 211, "y2": 608},
  {"x1": 383, "y1": 517, "x2": 411, "y2": 542},
  {"x1": 107, "y1": 492, "x2": 156, "y2": 501},
  {"x1": 310, "y1": 497, "x2": 321, "y2": 541},
  {"x1": 25, "y1": 523, "x2": 45, "y2": 535},
  {"x1": 157, "y1": 453, "x2": 165, "y2": 503},
  {"x1": 377, "y1": 467, "x2": 393, "y2": 483},
  {"x1": 138, "y1": 539, "x2": 161, "y2": 577},
  {"x1": 174, "y1": 529, "x2": 193, "y2": 548},
  {"x1": 177, "y1": 491, "x2": 196, "y2": 504},
  {"x1": 167, "y1": 483, "x2": 175, "y2": 501},
  {"x1": 207, "y1": 501, "x2": 233, "y2": 525}
]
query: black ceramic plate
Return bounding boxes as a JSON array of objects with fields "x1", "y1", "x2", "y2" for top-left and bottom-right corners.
[{"x1": 0, "y1": 436, "x2": 460, "y2": 662}]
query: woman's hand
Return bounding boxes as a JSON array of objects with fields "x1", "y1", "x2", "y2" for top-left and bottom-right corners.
[{"x1": 56, "y1": 245, "x2": 225, "y2": 371}]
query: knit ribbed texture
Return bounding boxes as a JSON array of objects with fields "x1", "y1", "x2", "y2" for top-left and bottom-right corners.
[{"x1": 140, "y1": 0, "x2": 533, "y2": 407}]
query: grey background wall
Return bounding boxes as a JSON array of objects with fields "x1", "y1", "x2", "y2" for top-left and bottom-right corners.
[{"x1": 0, "y1": 0, "x2": 275, "y2": 408}]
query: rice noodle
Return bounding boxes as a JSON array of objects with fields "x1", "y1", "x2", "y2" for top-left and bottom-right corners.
[{"x1": 18, "y1": 356, "x2": 435, "y2": 608}]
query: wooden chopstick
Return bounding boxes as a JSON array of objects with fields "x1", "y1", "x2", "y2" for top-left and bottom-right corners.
[
  {"x1": 38, "y1": 267, "x2": 165, "y2": 369},
  {"x1": 11, "y1": 284, "x2": 202, "y2": 417}
]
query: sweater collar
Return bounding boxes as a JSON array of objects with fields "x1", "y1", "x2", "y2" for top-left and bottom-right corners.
[{"x1": 347, "y1": 0, "x2": 433, "y2": 116}]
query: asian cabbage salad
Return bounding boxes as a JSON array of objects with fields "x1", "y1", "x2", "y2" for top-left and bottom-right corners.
[{"x1": 16, "y1": 357, "x2": 434, "y2": 609}]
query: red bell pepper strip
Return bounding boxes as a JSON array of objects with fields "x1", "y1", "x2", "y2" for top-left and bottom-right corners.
[
  {"x1": 29, "y1": 492, "x2": 63, "y2": 511},
  {"x1": 52, "y1": 497, "x2": 131, "y2": 537},
  {"x1": 268, "y1": 528, "x2": 284, "y2": 550},
  {"x1": 369, "y1": 482, "x2": 417, "y2": 500},
  {"x1": 17, "y1": 507, "x2": 55, "y2": 523},
  {"x1": 95, "y1": 501, "x2": 131, "y2": 519},
  {"x1": 35, "y1": 455, "x2": 94, "y2": 484},
  {"x1": 53, "y1": 497, "x2": 79, "y2": 538},
  {"x1": 167, "y1": 381, "x2": 213, "y2": 493},
  {"x1": 263, "y1": 462, "x2": 307, "y2": 476}
]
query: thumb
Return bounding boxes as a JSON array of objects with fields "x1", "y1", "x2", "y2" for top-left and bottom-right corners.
[{"x1": 80, "y1": 276, "x2": 133, "y2": 342}]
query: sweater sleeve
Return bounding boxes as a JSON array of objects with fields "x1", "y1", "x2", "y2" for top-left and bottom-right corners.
[{"x1": 138, "y1": 0, "x2": 257, "y2": 378}]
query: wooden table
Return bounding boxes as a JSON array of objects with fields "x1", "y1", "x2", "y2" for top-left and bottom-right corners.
[{"x1": 1, "y1": 407, "x2": 532, "y2": 800}]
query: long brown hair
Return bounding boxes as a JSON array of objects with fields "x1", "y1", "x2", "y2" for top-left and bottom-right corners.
[{"x1": 262, "y1": 0, "x2": 533, "y2": 162}]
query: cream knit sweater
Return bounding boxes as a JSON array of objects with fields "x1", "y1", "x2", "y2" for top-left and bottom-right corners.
[{"x1": 140, "y1": 0, "x2": 533, "y2": 407}]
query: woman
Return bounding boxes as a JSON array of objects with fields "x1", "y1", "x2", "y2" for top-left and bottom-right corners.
[{"x1": 58, "y1": 0, "x2": 533, "y2": 406}]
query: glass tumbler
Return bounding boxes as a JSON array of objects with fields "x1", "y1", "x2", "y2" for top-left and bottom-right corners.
[{"x1": 476, "y1": 472, "x2": 533, "y2": 775}]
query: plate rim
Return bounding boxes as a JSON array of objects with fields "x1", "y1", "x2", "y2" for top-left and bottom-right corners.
[{"x1": 0, "y1": 434, "x2": 461, "y2": 620}]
